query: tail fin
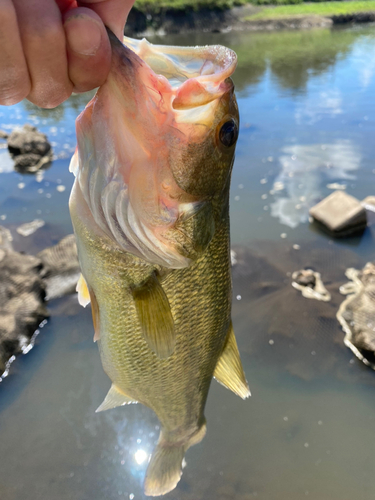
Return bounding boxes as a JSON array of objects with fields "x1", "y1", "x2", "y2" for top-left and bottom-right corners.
[
  {"x1": 144, "y1": 423, "x2": 206, "y2": 496},
  {"x1": 144, "y1": 441, "x2": 185, "y2": 497}
]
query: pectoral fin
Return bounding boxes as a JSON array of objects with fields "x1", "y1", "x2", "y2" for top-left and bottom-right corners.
[
  {"x1": 89, "y1": 289, "x2": 100, "y2": 343},
  {"x1": 214, "y1": 322, "x2": 250, "y2": 399},
  {"x1": 161, "y1": 202, "x2": 215, "y2": 261},
  {"x1": 96, "y1": 384, "x2": 138, "y2": 413},
  {"x1": 76, "y1": 274, "x2": 100, "y2": 342},
  {"x1": 76, "y1": 273, "x2": 91, "y2": 307},
  {"x1": 133, "y1": 273, "x2": 175, "y2": 359}
]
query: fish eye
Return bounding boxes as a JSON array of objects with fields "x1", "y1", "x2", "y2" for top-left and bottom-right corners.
[{"x1": 219, "y1": 119, "x2": 238, "y2": 148}]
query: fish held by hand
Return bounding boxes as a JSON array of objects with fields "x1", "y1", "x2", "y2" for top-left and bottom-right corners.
[{"x1": 69, "y1": 30, "x2": 249, "y2": 497}]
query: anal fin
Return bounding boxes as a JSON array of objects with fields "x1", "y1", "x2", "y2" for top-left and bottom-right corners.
[
  {"x1": 96, "y1": 384, "x2": 138, "y2": 413},
  {"x1": 76, "y1": 273, "x2": 91, "y2": 307},
  {"x1": 132, "y1": 273, "x2": 175, "y2": 359},
  {"x1": 214, "y1": 321, "x2": 250, "y2": 399}
]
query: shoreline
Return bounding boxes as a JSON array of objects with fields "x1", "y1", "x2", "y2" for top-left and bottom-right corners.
[{"x1": 124, "y1": 5, "x2": 375, "y2": 36}]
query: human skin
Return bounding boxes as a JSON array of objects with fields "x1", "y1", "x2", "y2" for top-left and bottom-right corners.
[{"x1": 0, "y1": 0, "x2": 135, "y2": 108}]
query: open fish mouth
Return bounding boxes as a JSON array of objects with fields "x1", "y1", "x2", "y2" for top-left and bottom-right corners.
[{"x1": 123, "y1": 35, "x2": 237, "y2": 109}]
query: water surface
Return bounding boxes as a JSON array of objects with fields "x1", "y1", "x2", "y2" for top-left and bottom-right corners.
[{"x1": 1, "y1": 25, "x2": 375, "y2": 500}]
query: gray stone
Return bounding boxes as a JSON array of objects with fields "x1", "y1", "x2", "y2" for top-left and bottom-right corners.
[
  {"x1": 16, "y1": 219, "x2": 45, "y2": 237},
  {"x1": 0, "y1": 228, "x2": 80, "y2": 378},
  {"x1": 38, "y1": 234, "x2": 80, "y2": 300},
  {"x1": 337, "y1": 263, "x2": 375, "y2": 369},
  {"x1": 309, "y1": 190, "x2": 367, "y2": 236},
  {"x1": 7, "y1": 124, "x2": 52, "y2": 173},
  {"x1": 0, "y1": 243, "x2": 48, "y2": 376},
  {"x1": 293, "y1": 270, "x2": 316, "y2": 288},
  {"x1": 362, "y1": 196, "x2": 375, "y2": 212},
  {"x1": 292, "y1": 269, "x2": 331, "y2": 302}
]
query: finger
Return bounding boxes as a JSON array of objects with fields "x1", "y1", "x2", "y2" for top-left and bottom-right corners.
[
  {"x1": 78, "y1": 0, "x2": 135, "y2": 39},
  {"x1": 13, "y1": 0, "x2": 73, "y2": 108},
  {"x1": 63, "y1": 7, "x2": 111, "y2": 93},
  {"x1": 0, "y1": 0, "x2": 31, "y2": 105}
]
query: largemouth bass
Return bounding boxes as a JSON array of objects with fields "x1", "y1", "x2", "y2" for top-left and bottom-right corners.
[{"x1": 69, "y1": 30, "x2": 249, "y2": 496}]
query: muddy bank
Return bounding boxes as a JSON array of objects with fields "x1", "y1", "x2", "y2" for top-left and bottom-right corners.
[{"x1": 124, "y1": 6, "x2": 375, "y2": 36}]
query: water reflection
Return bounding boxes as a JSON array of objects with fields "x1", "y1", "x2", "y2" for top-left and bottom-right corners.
[
  {"x1": 270, "y1": 140, "x2": 361, "y2": 228},
  {"x1": 222, "y1": 28, "x2": 370, "y2": 94},
  {"x1": 22, "y1": 91, "x2": 96, "y2": 123},
  {"x1": 295, "y1": 90, "x2": 343, "y2": 125}
]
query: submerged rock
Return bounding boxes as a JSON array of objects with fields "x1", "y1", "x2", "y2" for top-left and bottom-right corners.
[
  {"x1": 309, "y1": 190, "x2": 367, "y2": 237},
  {"x1": 0, "y1": 226, "x2": 80, "y2": 379},
  {"x1": 292, "y1": 269, "x2": 331, "y2": 302},
  {"x1": 337, "y1": 263, "x2": 375, "y2": 369},
  {"x1": 16, "y1": 219, "x2": 45, "y2": 237},
  {"x1": 231, "y1": 240, "x2": 374, "y2": 385},
  {"x1": 0, "y1": 237, "x2": 47, "y2": 376},
  {"x1": 38, "y1": 234, "x2": 80, "y2": 300},
  {"x1": 7, "y1": 124, "x2": 52, "y2": 173}
]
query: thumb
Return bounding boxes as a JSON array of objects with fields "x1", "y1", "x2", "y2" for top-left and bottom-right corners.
[{"x1": 78, "y1": 0, "x2": 135, "y2": 39}]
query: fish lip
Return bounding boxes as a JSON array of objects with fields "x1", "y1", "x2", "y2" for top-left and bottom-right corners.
[{"x1": 117, "y1": 33, "x2": 237, "y2": 109}]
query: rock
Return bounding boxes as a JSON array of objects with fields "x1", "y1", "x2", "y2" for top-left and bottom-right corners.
[
  {"x1": 7, "y1": 124, "x2": 52, "y2": 173},
  {"x1": 16, "y1": 219, "x2": 45, "y2": 237},
  {"x1": 337, "y1": 263, "x2": 375, "y2": 369},
  {"x1": 0, "y1": 226, "x2": 13, "y2": 251},
  {"x1": 292, "y1": 269, "x2": 331, "y2": 302},
  {"x1": 13, "y1": 153, "x2": 52, "y2": 173},
  {"x1": 0, "y1": 228, "x2": 80, "y2": 379},
  {"x1": 293, "y1": 270, "x2": 316, "y2": 287},
  {"x1": 231, "y1": 240, "x2": 372, "y2": 386},
  {"x1": 362, "y1": 196, "x2": 375, "y2": 212},
  {"x1": 0, "y1": 239, "x2": 48, "y2": 378},
  {"x1": 0, "y1": 130, "x2": 8, "y2": 140},
  {"x1": 38, "y1": 234, "x2": 80, "y2": 300},
  {"x1": 309, "y1": 190, "x2": 367, "y2": 237}
]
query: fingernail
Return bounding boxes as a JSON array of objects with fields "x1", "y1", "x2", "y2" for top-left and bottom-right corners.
[{"x1": 65, "y1": 15, "x2": 102, "y2": 56}]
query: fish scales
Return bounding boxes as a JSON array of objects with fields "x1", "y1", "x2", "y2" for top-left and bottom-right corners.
[
  {"x1": 69, "y1": 29, "x2": 249, "y2": 496},
  {"x1": 72, "y1": 189, "x2": 231, "y2": 431}
]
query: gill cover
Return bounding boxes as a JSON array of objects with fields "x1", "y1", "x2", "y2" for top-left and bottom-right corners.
[{"x1": 70, "y1": 31, "x2": 238, "y2": 269}]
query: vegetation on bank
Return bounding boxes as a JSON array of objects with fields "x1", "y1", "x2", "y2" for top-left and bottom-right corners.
[
  {"x1": 134, "y1": 0, "x2": 240, "y2": 13},
  {"x1": 246, "y1": 0, "x2": 375, "y2": 19},
  {"x1": 134, "y1": 0, "x2": 375, "y2": 13}
]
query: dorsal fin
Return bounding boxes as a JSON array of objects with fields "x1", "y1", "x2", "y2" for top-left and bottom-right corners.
[
  {"x1": 96, "y1": 384, "x2": 138, "y2": 413},
  {"x1": 214, "y1": 321, "x2": 250, "y2": 399},
  {"x1": 132, "y1": 273, "x2": 175, "y2": 359}
]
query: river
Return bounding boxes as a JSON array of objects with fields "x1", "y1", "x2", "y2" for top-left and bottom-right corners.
[{"x1": 0, "y1": 25, "x2": 375, "y2": 500}]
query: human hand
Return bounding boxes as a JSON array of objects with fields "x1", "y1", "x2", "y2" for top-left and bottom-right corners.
[{"x1": 0, "y1": 0, "x2": 135, "y2": 108}]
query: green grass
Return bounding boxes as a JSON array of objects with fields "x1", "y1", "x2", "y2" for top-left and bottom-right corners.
[
  {"x1": 133, "y1": 0, "x2": 375, "y2": 17},
  {"x1": 134, "y1": 0, "x2": 243, "y2": 13},
  {"x1": 246, "y1": 0, "x2": 375, "y2": 19}
]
